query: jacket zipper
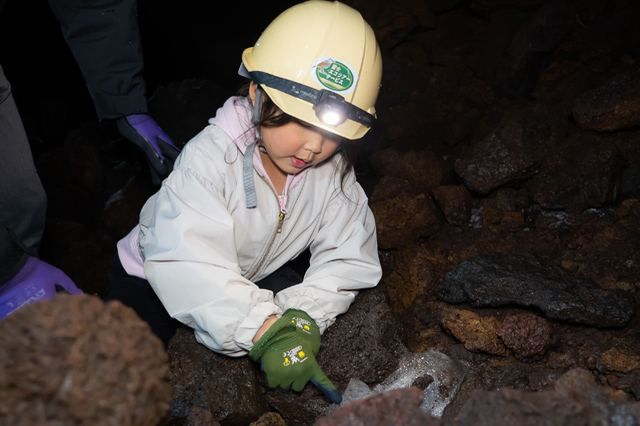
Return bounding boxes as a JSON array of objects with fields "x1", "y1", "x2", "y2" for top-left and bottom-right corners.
[{"x1": 247, "y1": 188, "x2": 287, "y2": 281}]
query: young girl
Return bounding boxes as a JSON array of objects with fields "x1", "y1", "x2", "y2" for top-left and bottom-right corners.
[{"x1": 106, "y1": 0, "x2": 382, "y2": 404}]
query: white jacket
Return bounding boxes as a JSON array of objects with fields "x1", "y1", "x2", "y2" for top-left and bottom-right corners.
[{"x1": 117, "y1": 96, "x2": 381, "y2": 356}]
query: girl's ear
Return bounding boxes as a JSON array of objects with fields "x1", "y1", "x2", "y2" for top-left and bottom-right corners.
[{"x1": 249, "y1": 82, "x2": 257, "y2": 106}]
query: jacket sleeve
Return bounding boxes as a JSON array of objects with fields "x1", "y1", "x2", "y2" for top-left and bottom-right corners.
[
  {"x1": 140, "y1": 143, "x2": 281, "y2": 357},
  {"x1": 273, "y1": 167, "x2": 382, "y2": 333}
]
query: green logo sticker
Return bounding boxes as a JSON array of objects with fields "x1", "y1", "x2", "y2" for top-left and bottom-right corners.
[{"x1": 311, "y1": 57, "x2": 358, "y2": 93}]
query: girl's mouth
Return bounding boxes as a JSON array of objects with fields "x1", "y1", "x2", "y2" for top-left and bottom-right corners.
[{"x1": 291, "y1": 157, "x2": 309, "y2": 168}]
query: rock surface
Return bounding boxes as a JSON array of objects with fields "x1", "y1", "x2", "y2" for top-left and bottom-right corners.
[
  {"x1": 435, "y1": 252, "x2": 637, "y2": 327},
  {"x1": 315, "y1": 387, "x2": 440, "y2": 426},
  {"x1": 0, "y1": 294, "x2": 171, "y2": 425}
]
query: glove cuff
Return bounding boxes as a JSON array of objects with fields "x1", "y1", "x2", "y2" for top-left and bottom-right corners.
[
  {"x1": 248, "y1": 316, "x2": 295, "y2": 361},
  {"x1": 282, "y1": 309, "x2": 315, "y2": 323}
]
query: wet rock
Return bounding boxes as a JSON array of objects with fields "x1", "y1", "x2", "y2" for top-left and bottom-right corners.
[
  {"x1": 249, "y1": 412, "x2": 286, "y2": 426},
  {"x1": 554, "y1": 368, "x2": 623, "y2": 398},
  {"x1": 320, "y1": 286, "x2": 406, "y2": 389},
  {"x1": 547, "y1": 351, "x2": 577, "y2": 370},
  {"x1": 384, "y1": 244, "x2": 439, "y2": 314},
  {"x1": 262, "y1": 388, "x2": 332, "y2": 426},
  {"x1": 164, "y1": 327, "x2": 269, "y2": 426},
  {"x1": 470, "y1": 0, "x2": 547, "y2": 14},
  {"x1": 373, "y1": 59, "x2": 429, "y2": 148},
  {"x1": 412, "y1": 374, "x2": 436, "y2": 389},
  {"x1": 314, "y1": 387, "x2": 440, "y2": 426},
  {"x1": 477, "y1": 187, "x2": 530, "y2": 230},
  {"x1": 532, "y1": 58, "x2": 597, "y2": 112},
  {"x1": 496, "y1": 312, "x2": 553, "y2": 360},
  {"x1": 454, "y1": 104, "x2": 564, "y2": 194},
  {"x1": 494, "y1": 0, "x2": 573, "y2": 99},
  {"x1": 345, "y1": 0, "x2": 436, "y2": 51},
  {"x1": 573, "y1": 68, "x2": 640, "y2": 132},
  {"x1": 422, "y1": 7, "x2": 488, "y2": 72},
  {"x1": 616, "y1": 372, "x2": 640, "y2": 401},
  {"x1": 370, "y1": 190, "x2": 442, "y2": 250},
  {"x1": 0, "y1": 294, "x2": 171, "y2": 425},
  {"x1": 620, "y1": 160, "x2": 640, "y2": 198},
  {"x1": 441, "y1": 309, "x2": 510, "y2": 356},
  {"x1": 369, "y1": 148, "x2": 444, "y2": 194},
  {"x1": 599, "y1": 348, "x2": 640, "y2": 374},
  {"x1": 432, "y1": 185, "x2": 473, "y2": 226},
  {"x1": 452, "y1": 368, "x2": 640, "y2": 425},
  {"x1": 435, "y1": 252, "x2": 637, "y2": 327},
  {"x1": 527, "y1": 131, "x2": 617, "y2": 212},
  {"x1": 185, "y1": 406, "x2": 220, "y2": 426}
]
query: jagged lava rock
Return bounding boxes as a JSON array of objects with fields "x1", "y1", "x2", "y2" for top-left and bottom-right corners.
[
  {"x1": 496, "y1": 312, "x2": 553, "y2": 360},
  {"x1": 314, "y1": 387, "x2": 441, "y2": 426},
  {"x1": 0, "y1": 294, "x2": 171, "y2": 426},
  {"x1": 451, "y1": 368, "x2": 640, "y2": 426},
  {"x1": 441, "y1": 309, "x2": 510, "y2": 356},
  {"x1": 163, "y1": 326, "x2": 269, "y2": 426},
  {"x1": 573, "y1": 67, "x2": 640, "y2": 132},
  {"x1": 435, "y1": 253, "x2": 636, "y2": 327}
]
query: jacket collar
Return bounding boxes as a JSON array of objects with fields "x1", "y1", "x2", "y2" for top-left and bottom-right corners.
[{"x1": 208, "y1": 96, "x2": 309, "y2": 210}]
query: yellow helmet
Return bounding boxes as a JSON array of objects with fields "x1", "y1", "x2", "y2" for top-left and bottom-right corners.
[{"x1": 240, "y1": 0, "x2": 382, "y2": 140}]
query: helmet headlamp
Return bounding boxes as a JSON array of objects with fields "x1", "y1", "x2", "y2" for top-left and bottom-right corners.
[{"x1": 245, "y1": 69, "x2": 375, "y2": 129}]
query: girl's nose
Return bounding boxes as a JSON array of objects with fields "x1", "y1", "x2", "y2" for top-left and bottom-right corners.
[{"x1": 304, "y1": 135, "x2": 323, "y2": 154}]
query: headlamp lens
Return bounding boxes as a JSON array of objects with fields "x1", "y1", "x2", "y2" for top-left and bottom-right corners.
[
  {"x1": 315, "y1": 91, "x2": 347, "y2": 127},
  {"x1": 319, "y1": 109, "x2": 342, "y2": 126}
]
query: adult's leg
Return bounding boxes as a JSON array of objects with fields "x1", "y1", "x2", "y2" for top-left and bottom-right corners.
[
  {"x1": 47, "y1": 0, "x2": 147, "y2": 120},
  {"x1": 0, "y1": 64, "x2": 47, "y2": 259},
  {"x1": 0, "y1": 225, "x2": 28, "y2": 285}
]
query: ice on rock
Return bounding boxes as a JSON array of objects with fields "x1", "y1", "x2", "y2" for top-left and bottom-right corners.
[{"x1": 335, "y1": 350, "x2": 466, "y2": 418}]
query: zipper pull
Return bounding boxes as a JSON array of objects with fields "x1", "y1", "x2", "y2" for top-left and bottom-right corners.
[{"x1": 277, "y1": 212, "x2": 285, "y2": 233}]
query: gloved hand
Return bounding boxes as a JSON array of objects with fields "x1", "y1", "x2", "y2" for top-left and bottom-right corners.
[
  {"x1": 281, "y1": 309, "x2": 321, "y2": 356},
  {"x1": 0, "y1": 256, "x2": 82, "y2": 320},
  {"x1": 249, "y1": 316, "x2": 342, "y2": 404},
  {"x1": 116, "y1": 114, "x2": 181, "y2": 185}
]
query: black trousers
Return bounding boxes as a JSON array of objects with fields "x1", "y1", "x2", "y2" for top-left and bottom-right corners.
[
  {"x1": 105, "y1": 254, "x2": 306, "y2": 345},
  {"x1": 0, "y1": 64, "x2": 47, "y2": 284},
  {"x1": 47, "y1": 0, "x2": 147, "y2": 120}
]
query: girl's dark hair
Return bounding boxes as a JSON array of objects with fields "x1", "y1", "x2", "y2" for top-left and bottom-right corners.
[{"x1": 238, "y1": 83, "x2": 358, "y2": 194}]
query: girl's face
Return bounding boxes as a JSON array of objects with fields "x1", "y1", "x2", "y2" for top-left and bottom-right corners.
[
  {"x1": 250, "y1": 82, "x2": 343, "y2": 175},
  {"x1": 259, "y1": 122, "x2": 342, "y2": 175}
]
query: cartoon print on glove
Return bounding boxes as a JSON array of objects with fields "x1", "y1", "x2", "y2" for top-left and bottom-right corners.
[
  {"x1": 291, "y1": 316, "x2": 312, "y2": 335},
  {"x1": 283, "y1": 345, "x2": 308, "y2": 366}
]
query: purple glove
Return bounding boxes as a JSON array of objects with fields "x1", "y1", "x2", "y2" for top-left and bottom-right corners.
[
  {"x1": 0, "y1": 257, "x2": 82, "y2": 320},
  {"x1": 116, "y1": 114, "x2": 181, "y2": 185}
]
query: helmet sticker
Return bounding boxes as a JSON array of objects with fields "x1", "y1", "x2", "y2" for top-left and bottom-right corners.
[{"x1": 311, "y1": 57, "x2": 359, "y2": 94}]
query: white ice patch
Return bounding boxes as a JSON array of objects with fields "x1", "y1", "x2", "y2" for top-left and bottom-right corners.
[{"x1": 330, "y1": 350, "x2": 466, "y2": 418}]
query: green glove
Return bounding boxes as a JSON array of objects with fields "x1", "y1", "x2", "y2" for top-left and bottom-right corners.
[
  {"x1": 249, "y1": 316, "x2": 342, "y2": 404},
  {"x1": 281, "y1": 309, "x2": 321, "y2": 355}
]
